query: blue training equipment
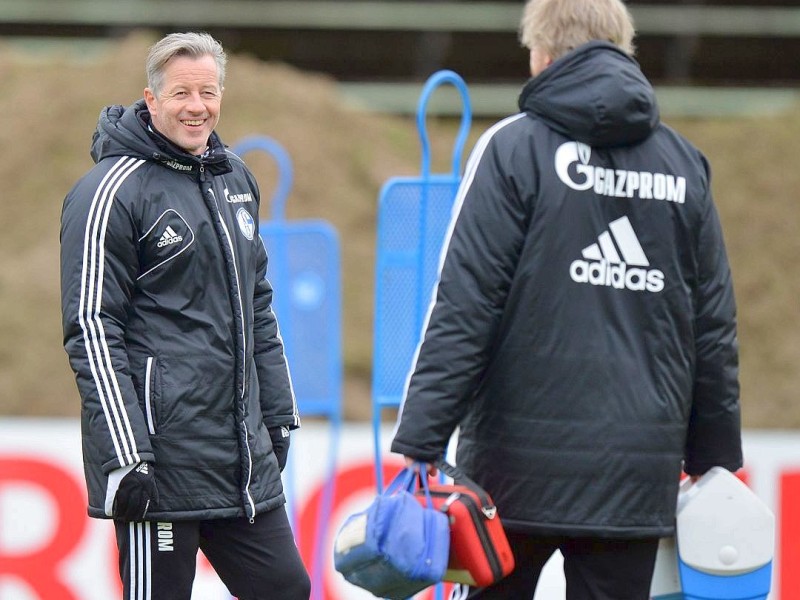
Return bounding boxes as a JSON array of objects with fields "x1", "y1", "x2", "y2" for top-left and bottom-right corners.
[
  {"x1": 369, "y1": 70, "x2": 472, "y2": 600},
  {"x1": 370, "y1": 70, "x2": 472, "y2": 493},
  {"x1": 231, "y1": 136, "x2": 342, "y2": 600}
]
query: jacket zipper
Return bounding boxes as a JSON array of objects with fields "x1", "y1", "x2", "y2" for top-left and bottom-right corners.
[
  {"x1": 204, "y1": 170, "x2": 255, "y2": 519},
  {"x1": 242, "y1": 421, "x2": 256, "y2": 522},
  {"x1": 144, "y1": 357, "x2": 156, "y2": 435},
  {"x1": 205, "y1": 177, "x2": 247, "y2": 393}
]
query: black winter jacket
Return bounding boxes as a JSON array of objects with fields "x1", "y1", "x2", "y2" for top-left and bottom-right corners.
[
  {"x1": 61, "y1": 100, "x2": 300, "y2": 521},
  {"x1": 391, "y1": 42, "x2": 742, "y2": 538}
]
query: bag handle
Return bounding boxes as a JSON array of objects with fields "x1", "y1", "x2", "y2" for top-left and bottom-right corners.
[
  {"x1": 434, "y1": 459, "x2": 497, "y2": 519},
  {"x1": 385, "y1": 463, "x2": 436, "y2": 508},
  {"x1": 384, "y1": 466, "x2": 414, "y2": 494}
]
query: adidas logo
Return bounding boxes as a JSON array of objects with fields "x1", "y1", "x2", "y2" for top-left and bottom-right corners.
[
  {"x1": 157, "y1": 225, "x2": 183, "y2": 248},
  {"x1": 135, "y1": 462, "x2": 149, "y2": 475},
  {"x1": 569, "y1": 216, "x2": 665, "y2": 293}
]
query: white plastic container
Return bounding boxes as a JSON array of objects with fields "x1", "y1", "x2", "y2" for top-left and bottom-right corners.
[{"x1": 675, "y1": 467, "x2": 775, "y2": 600}]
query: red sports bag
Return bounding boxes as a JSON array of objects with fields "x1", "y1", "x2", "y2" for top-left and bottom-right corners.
[{"x1": 415, "y1": 461, "x2": 515, "y2": 587}]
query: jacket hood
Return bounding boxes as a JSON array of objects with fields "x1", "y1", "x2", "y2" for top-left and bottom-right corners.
[
  {"x1": 90, "y1": 99, "x2": 231, "y2": 174},
  {"x1": 518, "y1": 41, "x2": 659, "y2": 147}
]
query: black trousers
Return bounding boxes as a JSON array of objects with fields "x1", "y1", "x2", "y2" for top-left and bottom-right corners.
[
  {"x1": 449, "y1": 533, "x2": 659, "y2": 600},
  {"x1": 114, "y1": 506, "x2": 310, "y2": 600}
]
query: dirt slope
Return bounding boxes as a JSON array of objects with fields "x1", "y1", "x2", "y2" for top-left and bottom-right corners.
[{"x1": 1, "y1": 32, "x2": 797, "y2": 427}]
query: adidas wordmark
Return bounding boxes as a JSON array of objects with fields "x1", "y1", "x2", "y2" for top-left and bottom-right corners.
[
  {"x1": 569, "y1": 216, "x2": 665, "y2": 293},
  {"x1": 157, "y1": 225, "x2": 183, "y2": 248}
]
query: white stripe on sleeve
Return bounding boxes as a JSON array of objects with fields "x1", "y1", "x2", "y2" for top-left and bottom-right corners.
[{"x1": 78, "y1": 156, "x2": 146, "y2": 467}]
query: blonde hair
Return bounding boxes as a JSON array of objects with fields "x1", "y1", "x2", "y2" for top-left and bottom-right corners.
[
  {"x1": 146, "y1": 32, "x2": 227, "y2": 97},
  {"x1": 519, "y1": 0, "x2": 635, "y2": 59}
]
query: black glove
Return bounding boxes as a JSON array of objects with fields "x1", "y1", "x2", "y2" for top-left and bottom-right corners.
[
  {"x1": 269, "y1": 426, "x2": 291, "y2": 472},
  {"x1": 113, "y1": 462, "x2": 159, "y2": 522}
]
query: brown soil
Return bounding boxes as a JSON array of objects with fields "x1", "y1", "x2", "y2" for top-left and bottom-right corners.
[{"x1": 1, "y1": 32, "x2": 797, "y2": 427}]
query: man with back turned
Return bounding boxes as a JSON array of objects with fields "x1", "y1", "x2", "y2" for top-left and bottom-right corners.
[{"x1": 391, "y1": 1, "x2": 743, "y2": 598}]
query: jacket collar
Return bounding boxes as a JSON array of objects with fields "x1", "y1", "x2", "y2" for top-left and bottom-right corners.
[{"x1": 91, "y1": 99, "x2": 232, "y2": 177}]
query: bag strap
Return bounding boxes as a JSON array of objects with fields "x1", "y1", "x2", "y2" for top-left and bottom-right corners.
[
  {"x1": 417, "y1": 464, "x2": 435, "y2": 508},
  {"x1": 435, "y1": 459, "x2": 497, "y2": 519},
  {"x1": 384, "y1": 466, "x2": 416, "y2": 495},
  {"x1": 385, "y1": 463, "x2": 435, "y2": 508}
]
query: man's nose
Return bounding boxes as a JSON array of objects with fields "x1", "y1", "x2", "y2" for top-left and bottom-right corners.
[{"x1": 186, "y1": 92, "x2": 205, "y2": 112}]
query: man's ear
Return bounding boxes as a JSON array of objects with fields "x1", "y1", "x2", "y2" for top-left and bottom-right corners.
[{"x1": 143, "y1": 88, "x2": 157, "y2": 114}]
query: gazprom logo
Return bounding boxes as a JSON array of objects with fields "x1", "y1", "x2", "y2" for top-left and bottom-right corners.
[
  {"x1": 555, "y1": 141, "x2": 594, "y2": 191},
  {"x1": 224, "y1": 187, "x2": 253, "y2": 204},
  {"x1": 554, "y1": 141, "x2": 686, "y2": 204},
  {"x1": 163, "y1": 160, "x2": 193, "y2": 172}
]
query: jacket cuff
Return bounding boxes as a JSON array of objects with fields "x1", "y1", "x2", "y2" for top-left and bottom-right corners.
[
  {"x1": 683, "y1": 457, "x2": 743, "y2": 477},
  {"x1": 263, "y1": 416, "x2": 300, "y2": 430},
  {"x1": 102, "y1": 452, "x2": 156, "y2": 475},
  {"x1": 389, "y1": 439, "x2": 442, "y2": 462}
]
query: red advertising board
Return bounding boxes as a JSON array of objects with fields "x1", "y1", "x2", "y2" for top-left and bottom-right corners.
[{"x1": 0, "y1": 421, "x2": 794, "y2": 599}]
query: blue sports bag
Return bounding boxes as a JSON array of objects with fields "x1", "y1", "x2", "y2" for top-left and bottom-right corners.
[{"x1": 333, "y1": 465, "x2": 450, "y2": 599}]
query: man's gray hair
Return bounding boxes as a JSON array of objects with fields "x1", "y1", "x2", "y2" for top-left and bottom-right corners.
[
  {"x1": 146, "y1": 32, "x2": 227, "y2": 97},
  {"x1": 519, "y1": 0, "x2": 635, "y2": 59}
]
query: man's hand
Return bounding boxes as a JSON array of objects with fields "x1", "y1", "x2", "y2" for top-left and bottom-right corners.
[
  {"x1": 269, "y1": 426, "x2": 291, "y2": 472},
  {"x1": 404, "y1": 456, "x2": 438, "y2": 477},
  {"x1": 111, "y1": 462, "x2": 158, "y2": 522}
]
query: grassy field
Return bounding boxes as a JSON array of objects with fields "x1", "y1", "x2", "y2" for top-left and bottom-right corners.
[{"x1": 2, "y1": 32, "x2": 798, "y2": 427}]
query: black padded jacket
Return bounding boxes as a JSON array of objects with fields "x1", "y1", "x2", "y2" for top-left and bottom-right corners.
[
  {"x1": 61, "y1": 100, "x2": 299, "y2": 521},
  {"x1": 391, "y1": 42, "x2": 742, "y2": 538}
]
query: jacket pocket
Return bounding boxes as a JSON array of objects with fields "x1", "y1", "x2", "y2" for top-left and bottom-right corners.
[
  {"x1": 137, "y1": 209, "x2": 195, "y2": 280},
  {"x1": 144, "y1": 356, "x2": 157, "y2": 434}
]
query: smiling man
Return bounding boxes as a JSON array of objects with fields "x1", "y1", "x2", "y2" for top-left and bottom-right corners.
[
  {"x1": 60, "y1": 32, "x2": 310, "y2": 600},
  {"x1": 144, "y1": 51, "x2": 221, "y2": 156}
]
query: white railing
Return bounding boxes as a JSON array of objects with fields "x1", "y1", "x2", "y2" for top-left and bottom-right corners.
[
  {"x1": 2, "y1": 1, "x2": 800, "y2": 37},
  {"x1": 338, "y1": 82, "x2": 800, "y2": 118}
]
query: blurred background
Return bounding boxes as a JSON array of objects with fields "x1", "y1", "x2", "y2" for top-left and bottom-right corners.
[
  {"x1": 0, "y1": 0, "x2": 798, "y2": 426},
  {"x1": 2, "y1": 2, "x2": 800, "y2": 599}
]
